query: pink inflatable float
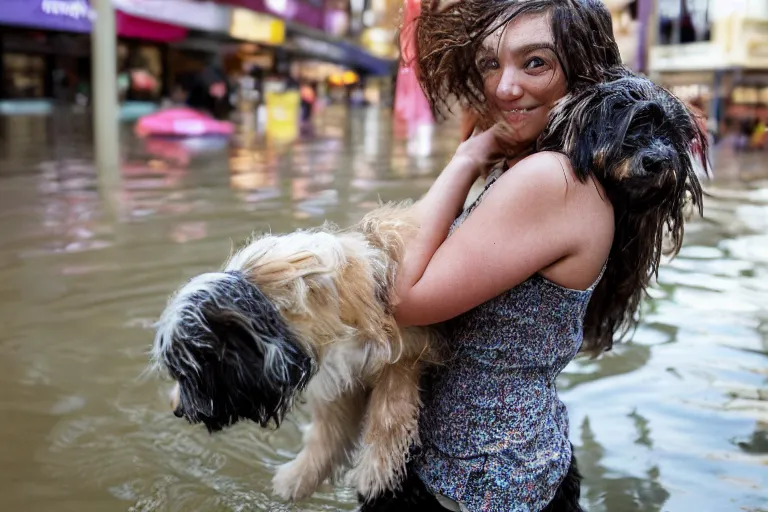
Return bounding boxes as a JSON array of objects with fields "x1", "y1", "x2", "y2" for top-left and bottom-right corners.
[{"x1": 135, "y1": 107, "x2": 234, "y2": 138}]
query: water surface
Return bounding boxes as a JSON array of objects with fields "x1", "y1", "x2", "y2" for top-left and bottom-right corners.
[{"x1": 0, "y1": 108, "x2": 765, "y2": 512}]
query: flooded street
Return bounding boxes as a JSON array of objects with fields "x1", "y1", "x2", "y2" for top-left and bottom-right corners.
[{"x1": 0, "y1": 107, "x2": 765, "y2": 512}]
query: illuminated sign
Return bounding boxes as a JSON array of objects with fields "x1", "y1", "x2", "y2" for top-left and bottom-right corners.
[{"x1": 230, "y1": 8, "x2": 285, "y2": 45}]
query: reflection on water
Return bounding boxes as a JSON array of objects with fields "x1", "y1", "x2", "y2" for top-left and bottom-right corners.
[{"x1": 0, "y1": 107, "x2": 765, "y2": 512}]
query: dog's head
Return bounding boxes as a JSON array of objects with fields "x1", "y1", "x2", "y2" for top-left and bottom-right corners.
[
  {"x1": 152, "y1": 271, "x2": 314, "y2": 432},
  {"x1": 539, "y1": 71, "x2": 709, "y2": 199},
  {"x1": 152, "y1": 227, "x2": 399, "y2": 431}
]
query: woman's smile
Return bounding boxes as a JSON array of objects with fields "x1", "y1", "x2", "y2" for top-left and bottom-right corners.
[{"x1": 503, "y1": 105, "x2": 541, "y2": 124}]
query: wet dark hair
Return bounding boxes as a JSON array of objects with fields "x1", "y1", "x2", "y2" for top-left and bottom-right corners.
[
  {"x1": 411, "y1": 0, "x2": 707, "y2": 355},
  {"x1": 412, "y1": 0, "x2": 623, "y2": 119}
]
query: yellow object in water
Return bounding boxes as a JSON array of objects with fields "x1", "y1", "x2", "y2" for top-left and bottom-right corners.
[{"x1": 265, "y1": 90, "x2": 300, "y2": 142}]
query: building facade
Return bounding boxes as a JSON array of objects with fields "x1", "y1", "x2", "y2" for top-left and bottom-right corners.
[
  {"x1": 0, "y1": 0, "x2": 395, "y2": 106},
  {"x1": 648, "y1": 0, "x2": 768, "y2": 135}
]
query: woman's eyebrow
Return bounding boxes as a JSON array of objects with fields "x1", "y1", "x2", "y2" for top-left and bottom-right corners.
[
  {"x1": 481, "y1": 40, "x2": 556, "y2": 55},
  {"x1": 510, "y1": 42, "x2": 556, "y2": 55}
]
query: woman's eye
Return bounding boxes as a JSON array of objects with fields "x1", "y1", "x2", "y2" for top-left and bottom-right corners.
[
  {"x1": 525, "y1": 57, "x2": 546, "y2": 70},
  {"x1": 477, "y1": 57, "x2": 500, "y2": 73}
]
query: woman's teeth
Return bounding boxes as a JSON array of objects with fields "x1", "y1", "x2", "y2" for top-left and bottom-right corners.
[{"x1": 505, "y1": 108, "x2": 534, "y2": 113}]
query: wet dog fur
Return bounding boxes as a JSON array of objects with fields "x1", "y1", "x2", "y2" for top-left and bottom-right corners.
[{"x1": 151, "y1": 202, "x2": 443, "y2": 502}]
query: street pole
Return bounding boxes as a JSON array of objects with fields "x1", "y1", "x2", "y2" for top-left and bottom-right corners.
[{"x1": 91, "y1": 0, "x2": 120, "y2": 184}]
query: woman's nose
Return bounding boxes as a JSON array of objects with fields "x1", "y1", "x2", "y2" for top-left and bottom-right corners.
[{"x1": 495, "y1": 68, "x2": 524, "y2": 102}]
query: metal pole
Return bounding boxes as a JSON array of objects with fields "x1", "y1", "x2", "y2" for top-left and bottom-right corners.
[{"x1": 91, "y1": 0, "x2": 120, "y2": 180}]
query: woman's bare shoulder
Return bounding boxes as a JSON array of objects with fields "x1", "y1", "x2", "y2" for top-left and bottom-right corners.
[
  {"x1": 499, "y1": 150, "x2": 614, "y2": 289},
  {"x1": 504, "y1": 150, "x2": 612, "y2": 205},
  {"x1": 492, "y1": 151, "x2": 598, "y2": 202}
]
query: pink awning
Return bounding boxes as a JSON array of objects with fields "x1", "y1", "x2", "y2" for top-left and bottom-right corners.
[{"x1": 116, "y1": 10, "x2": 188, "y2": 42}]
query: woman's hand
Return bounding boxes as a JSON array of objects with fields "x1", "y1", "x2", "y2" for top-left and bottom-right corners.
[
  {"x1": 455, "y1": 121, "x2": 532, "y2": 179},
  {"x1": 396, "y1": 119, "x2": 532, "y2": 307}
]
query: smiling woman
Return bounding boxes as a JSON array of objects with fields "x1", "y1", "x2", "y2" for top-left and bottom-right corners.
[
  {"x1": 474, "y1": 15, "x2": 568, "y2": 150},
  {"x1": 358, "y1": 0, "x2": 707, "y2": 511}
]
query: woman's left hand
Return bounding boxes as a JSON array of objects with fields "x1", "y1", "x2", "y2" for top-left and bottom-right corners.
[{"x1": 455, "y1": 121, "x2": 532, "y2": 179}]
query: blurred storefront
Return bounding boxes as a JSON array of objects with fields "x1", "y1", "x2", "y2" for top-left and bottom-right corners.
[
  {"x1": 356, "y1": 0, "x2": 401, "y2": 106},
  {"x1": 0, "y1": 0, "x2": 210, "y2": 105},
  {"x1": 0, "y1": 0, "x2": 91, "y2": 103},
  {"x1": 603, "y1": 0, "x2": 646, "y2": 71},
  {"x1": 0, "y1": 0, "x2": 397, "y2": 113},
  {"x1": 112, "y1": 1, "x2": 232, "y2": 106},
  {"x1": 648, "y1": 0, "x2": 768, "y2": 138}
]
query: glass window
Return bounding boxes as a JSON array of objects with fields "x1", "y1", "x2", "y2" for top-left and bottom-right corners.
[
  {"x1": 658, "y1": 0, "x2": 712, "y2": 45},
  {"x1": 2, "y1": 53, "x2": 47, "y2": 99}
]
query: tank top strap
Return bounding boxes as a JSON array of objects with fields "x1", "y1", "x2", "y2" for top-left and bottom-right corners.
[
  {"x1": 587, "y1": 259, "x2": 609, "y2": 291},
  {"x1": 459, "y1": 164, "x2": 507, "y2": 223}
]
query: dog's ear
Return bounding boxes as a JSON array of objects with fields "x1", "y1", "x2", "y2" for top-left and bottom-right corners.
[{"x1": 171, "y1": 313, "x2": 309, "y2": 432}]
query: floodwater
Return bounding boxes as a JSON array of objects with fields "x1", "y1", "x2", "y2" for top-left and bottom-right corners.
[{"x1": 0, "y1": 107, "x2": 765, "y2": 512}]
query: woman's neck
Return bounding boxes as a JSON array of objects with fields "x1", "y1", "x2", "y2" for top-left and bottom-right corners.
[
  {"x1": 506, "y1": 153, "x2": 530, "y2": 169},
  {"x1": 504, "y1": 143, "x2": 537, "y2": 170}
]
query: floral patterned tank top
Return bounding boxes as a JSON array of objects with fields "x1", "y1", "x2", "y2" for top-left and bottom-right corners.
[{"x1": 413, "y1": 168, "x2": 605, "y2": 511}]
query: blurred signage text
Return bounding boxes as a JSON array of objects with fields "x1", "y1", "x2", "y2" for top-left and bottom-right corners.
[{"x1": 0, "y1": 0, "x2": 92, "y2": 32}]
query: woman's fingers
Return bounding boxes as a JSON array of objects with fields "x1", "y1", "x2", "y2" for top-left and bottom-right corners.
[
  {"x1": 455, "y1": 119, "x2": 531, "y2": 178},
  {"x1": 488, "y1": 121, "x2": 525, "y2": 159}
]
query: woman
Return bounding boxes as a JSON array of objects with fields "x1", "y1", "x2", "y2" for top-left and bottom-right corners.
[{"x1": 361, "y1": 0, "x2": 706, "y2": 511}]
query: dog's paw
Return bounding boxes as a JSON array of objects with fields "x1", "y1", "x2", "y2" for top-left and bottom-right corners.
[
  {"x1": 347, "y1": 448, "x2": 402, "y2": 501},
  {"x1": 272, "y1": 459, "x2": 321, "y2": 502}
]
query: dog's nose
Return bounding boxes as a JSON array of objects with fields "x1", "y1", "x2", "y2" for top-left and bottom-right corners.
[{"x1": 173, "y1": 406, "x2": 184, "y2": 418}]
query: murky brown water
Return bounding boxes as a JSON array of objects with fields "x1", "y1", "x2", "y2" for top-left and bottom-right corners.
[{"x1": 0, "y1": 107, "x2": 765, "y2": 512}]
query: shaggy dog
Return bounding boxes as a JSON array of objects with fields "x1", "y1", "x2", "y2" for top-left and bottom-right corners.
[
  {"x1": 152, "y1": 202, "x2": 443, "y2": 502},
  {"x1": 150, "y1": 72, "x2": 707, "y2": 504}
]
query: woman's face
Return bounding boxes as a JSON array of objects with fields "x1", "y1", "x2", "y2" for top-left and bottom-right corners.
[{"x1": 477, "y1": 12, "x2": 568, "y2": 146}]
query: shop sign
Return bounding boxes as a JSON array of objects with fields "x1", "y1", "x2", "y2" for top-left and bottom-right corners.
[
  {"x1": 743, "y1": 20, "x2": 768, "y2": 66},
  {"x1": 229, "y1": 8, "x2": 285, "y2": 45},
  {"x1": 649, "y1": 41, "x2": 728, "y2": 72},
  {"x1": 265, "y1": 89, "x2": 300, "y2": 141},
  {"x1": 111, "y1": 0, "x2": 231, "y2": 32},
  {"x1": 324, "y1": 9, "x2": 349, "y2": 37},
  {"x1": 0, "y1": 0, "x2": 93, "y2": 33},
  {"x1": 224, "y1": 0, "x2": 324, "y2": 31}
]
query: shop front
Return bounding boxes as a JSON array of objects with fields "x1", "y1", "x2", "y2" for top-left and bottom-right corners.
[
  {"x1": 0, "y1": 0, "x2": 91, "y2": 103},
  {"x1": 115, "y1": 1, "x2": 235, "y2": 111},
  {"x1": 115, "y1": 11, "x2": 193, "y2": 104},
  {"x1": 726, "y1": 71, "x2": 768, "y2": 137},
  {"x1": 653, "y1": 69, "x2": 768, "y2": 139},
  {"x1": 649, "y1": 11, "x2": 768, "y2": 138}
]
